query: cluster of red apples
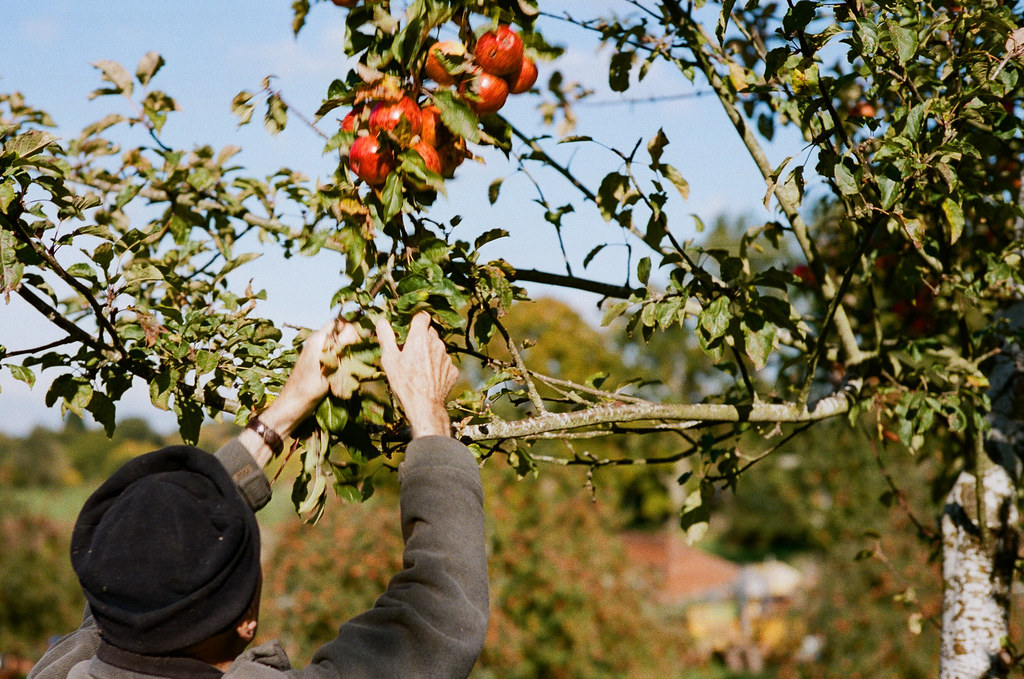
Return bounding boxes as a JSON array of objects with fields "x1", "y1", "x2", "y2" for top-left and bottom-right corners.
[{"x1": 341, "y1": 23, "x2": 538, "y2": 188}]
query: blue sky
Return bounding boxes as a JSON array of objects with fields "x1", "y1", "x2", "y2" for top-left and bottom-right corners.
[{"x1": 1, "y1": 1, "x2": 799, "y2": 435}]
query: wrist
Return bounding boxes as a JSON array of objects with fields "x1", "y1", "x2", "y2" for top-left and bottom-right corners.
[
  {"x1": 256, "y1": 398, "x2": 311, "y2": 440},
  {"x1": 238, "y1": 428, "x2": 276, "y2": 468},
  {"x1": 239, "y1": 402, "x2": 306, "y2": 469},
  {"x1": 407, "y1": 405, "x2": 452, "y2": 439}
]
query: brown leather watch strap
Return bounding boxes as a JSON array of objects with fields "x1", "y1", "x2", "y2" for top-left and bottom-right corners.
[{"x1": 245, "y1": 416, "x2": 284, "y2": 456}]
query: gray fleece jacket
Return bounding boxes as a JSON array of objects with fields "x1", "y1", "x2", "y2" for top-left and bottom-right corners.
[{"x1": 27, "y1": 436, "x2": 489, "y2": 679}]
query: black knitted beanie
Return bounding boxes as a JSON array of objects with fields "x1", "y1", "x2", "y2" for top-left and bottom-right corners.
[{"x1": 70, "y1": 446, "x2": 261, "y2": 655}]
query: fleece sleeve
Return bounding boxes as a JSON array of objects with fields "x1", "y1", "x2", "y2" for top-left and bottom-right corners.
[
  {"x1": 26, "y1": 607, "x2": 101, "y2": 679},
  {"x1": 289, "y1": 436, "x2": 489, "y2": 679},
  {"x1": 215, "y1": 437, "x2": 273, "y2": 511}
]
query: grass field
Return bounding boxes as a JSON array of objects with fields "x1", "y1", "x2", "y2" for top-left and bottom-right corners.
[{"x1": 7, "y1": 480, "x2": 301, "y2": 529}]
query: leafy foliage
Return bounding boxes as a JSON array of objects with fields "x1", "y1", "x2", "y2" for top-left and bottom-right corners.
[{"x1": 0, "y1": 507, "x2": 85, "y2": 660}]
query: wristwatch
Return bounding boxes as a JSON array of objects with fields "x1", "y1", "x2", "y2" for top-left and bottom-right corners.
[{"x1": 245, "y1": 416, "x2": 284, "y2": 456}]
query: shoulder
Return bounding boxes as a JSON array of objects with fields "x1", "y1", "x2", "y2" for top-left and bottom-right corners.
[
  {"x1": 224, "y1": 641, "x2": 293, "y2": 679},
  {"x1": 66, "y1": 660, "x2": 91, "y2": 679}
]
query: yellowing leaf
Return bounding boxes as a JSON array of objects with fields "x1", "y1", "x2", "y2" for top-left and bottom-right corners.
[
  {"x1": 942, "y1": 197, "x2": 964, "y2": 245},
  {"x1": 729, "y1": 62, "x2": 749, "y2": 92}
]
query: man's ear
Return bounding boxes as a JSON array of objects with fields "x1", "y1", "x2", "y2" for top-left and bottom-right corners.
[{"x1": 236, "y1": 618, "x2": 258, "y2": 643}]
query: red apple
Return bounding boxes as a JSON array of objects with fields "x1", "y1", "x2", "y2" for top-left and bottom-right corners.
[
  {"x1": 849, "y1": 101, "x2": 876, "y2": 118},
  {"x1": 331, "y1": 0, "x2": 357, "y2": 6},
  {"x1": 436, "y1": 136, "x2": 468, "y2": 178},
  {"x1": 459, "y1": 70, "x2": 509, "y2": 115},
  {"x1": 349, "y1": 134, "x2": 395, "y2": 186},
  {"x1": 475, "y1": 25, "x2": 524, "y2": 76},
  {"x1": 506, "y1": 57, "x2": 538, "y2": 94},
  {"x1": 419, "y1": 105, "x2": 444, "y2": 148},
  {"x1": 368, "y1": 96, "x2": 422, "y2": 137},
  {"x1": 341, "y1": 104, "x2": 364, "y2": 132},
  {"x1": 412, "y1": 141, "x2": 442, "y2": 175},
  {"x1": 424, "y1": 41, "x2": 468, "y2": 86}
]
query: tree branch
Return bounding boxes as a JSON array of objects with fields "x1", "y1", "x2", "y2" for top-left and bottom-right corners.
[
  {"x1": 456, "y1": 380, "x2": 858, "y2": 441},
  {"x1": 511, "y1": 267, "x2": 634, "y2": 298},
  {"x1": 4, "y1": 214, "x2": 127, "y2": 357}
]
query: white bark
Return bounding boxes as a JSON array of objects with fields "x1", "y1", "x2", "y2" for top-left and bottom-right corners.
[{"x1": 939, "y1": 465, "x2": 1018, "y2": 679}]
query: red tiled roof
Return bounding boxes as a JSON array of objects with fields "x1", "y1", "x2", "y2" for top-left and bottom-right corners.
[{"x1": 621, "y1": 531, "x2": 741, "y2": 603}]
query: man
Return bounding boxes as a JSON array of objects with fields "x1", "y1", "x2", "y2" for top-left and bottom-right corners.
[{"x1": 28, "y1": 312, "x2": 489, "y2": 679}]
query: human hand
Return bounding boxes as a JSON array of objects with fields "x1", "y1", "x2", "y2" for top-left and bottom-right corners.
[
  {"x1": 375, "y1": 312, "x2": 458, "y2": 439},
  {"x1": 242, "y1": 318, "x2": 360, "y2": 466}
]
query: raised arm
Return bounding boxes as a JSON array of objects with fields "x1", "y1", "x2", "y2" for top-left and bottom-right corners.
[{"x1": 293, "y1": 312, "x2": 489, "y2": 679}]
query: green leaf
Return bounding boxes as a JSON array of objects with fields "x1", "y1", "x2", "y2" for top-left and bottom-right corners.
[
  {"x1": 432, "y1": 90, "x2": 481, "y2": 144},
  {"x1": 264, "y1": 93, "x2": 288, "y2": 135},
  {"x1": 889, "y1": 22, "x2": 918, "y2": 65},
  {"x1": 0, "y1": 181, "x2": 16, "y2": 211},
  {"x1": 602, "y1": 301, "x2": 630, "y2": 326},
  {"x1": 136, "y1": 52, "x2": 165, "y2": 86},
  {"x1": 68, "y1": 381, "x2": 93, "y2": 418},
  {"x1": 1, "y1": 256, "x2": 24, "y2": 292},
  {"x1": 291, "y1": 0, "x2": 311, "y2": 35},
  {"x1": 583, "y1": 243, "x2": 607, "y2": 268},
  {"x1": 123, "y1": 260, "x2": 164, "y2": 285},
  {"x1": 187, "y1": 167, "x2": 215, "y2": 192},
  {"x1": 66, "y1": 262, "x2": 98, "y2": 284},
  {"x1": 8, "y1": 364, "x2": 35, "y2": 388},
  {"x1": 942, "y1": 197, "x2": 964, "y2": 245},
  {"x1": 3, "y1": 129, "x2": 58, "y2": 159},
  {"x1": 717, "y1": 0, "x2": 738, "y2": 44},
  {"x1": 232, "y1": 91, "x2": 255, "y2": 127},
  {"x1": 596, "y1": 172, "x2": 630, "y2": 221},
  {"x1": 175, "y1": 395, "x2": 204, "y2": 445},
  {"x1": 87, "y1": 391, "x2": 117, "y2": 437},
  {"x1": 834, "y1": 160, "x2": 859, "y2": 195},
  {"x1": 699, "y1": 296, "x2": 731, "y2": 338},
  {"x1": 327, "y1": 355, "x2": 378, "y2": 400},
  {"x1": 195, "y1": 349, "x2": 219, "y2": 376},
  {"x1": 488, "y1": 177, "x2": 503, "y2": 205},
  {"x1": 381, "y1": 171, "x2": 404, "y2": 223},
  {"x1": 783, "y1": 0, "x2": 817, "y2": 35},
  {"x1": 1, "y1": 229, "x2": 24, "y2": 292},
  {"x1": 115, "y1": 183, "x2": 142, "y2": 210},
  {"x1": 609, "y1": 50, "x2": 633, "y2": 92},
  {"x1": 856, "y1": 18, "x2": 879, "y2": 55},
  {"x1": 742, "y1": 321, "x2": 775, "y2": 370},
  {"x1": 904, "y1": 102, "x2": 928, "y2": 140},
  {"x1": 474, "y1": 228, "x2": 508, "y2": 249},
  {"x1": 679, "y1": 480, "x2": 714, "y2": 543},
  {"x1": 316, "y1": 396, "x2": 350, "y2": 434},
  {"x1": 638, "y1": 256, "x2": 652, "y2": 285},
  {"x1": 877, "y1": 173, "x2": 900, "y2": 210},
  {"x1": 763, "y1": 47, "x2": 790, "y2": 81}
]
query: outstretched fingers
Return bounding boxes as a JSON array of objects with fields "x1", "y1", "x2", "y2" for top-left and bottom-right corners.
[
  {"x1": 375, "y1": 316, "x2": 400, "y2": 369},
  {"x1": 373, "y1": 311, "x2": 457, "y2": 438}
]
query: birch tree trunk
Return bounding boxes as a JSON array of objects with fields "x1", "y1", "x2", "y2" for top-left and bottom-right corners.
[
  {"x1": 939, "y1": 464, "x2": 1017, "y2": 678},
  {"x1": 940, "y1": 304, "x2": 1024, "y2": 678}
]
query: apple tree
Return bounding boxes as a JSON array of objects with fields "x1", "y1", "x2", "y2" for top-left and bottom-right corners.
[{"x1": 3, "y1": 1, "x2": 1024, "y2": 675}]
